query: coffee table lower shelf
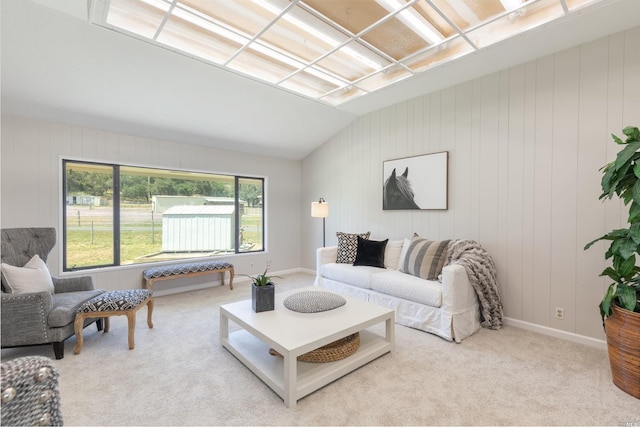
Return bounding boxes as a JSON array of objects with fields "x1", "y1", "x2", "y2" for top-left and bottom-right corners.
[{"x1": 222, "y1": 329, "x2": 391, "y2": 406}]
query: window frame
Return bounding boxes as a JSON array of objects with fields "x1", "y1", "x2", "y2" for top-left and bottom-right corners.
[{"x1": 62, "y1": 159, "x2": 265, "y2": 272}]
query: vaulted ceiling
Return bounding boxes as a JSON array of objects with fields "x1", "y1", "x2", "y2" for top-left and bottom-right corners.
[{"x1": 2, "y1": 0, "x2": 639, "y2": 159}]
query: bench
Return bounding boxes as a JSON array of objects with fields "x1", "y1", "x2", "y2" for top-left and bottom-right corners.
[{"x1": 142, "y1": 260, "x2": 234, "y2": 290}]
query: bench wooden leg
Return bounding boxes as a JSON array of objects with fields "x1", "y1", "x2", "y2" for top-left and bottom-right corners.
[
  {"x1": 74, "y1": 314, "x2": 86, "y2": 355},
  {"x1": 228, "y1": 268, "x2": 234, "y2": 290},
  {"x1": 126, "y1": 311, "x2": 137, "y2": 350},
  {"x1": 146, "y1": 298, "x2": 154, "y2": 329}
]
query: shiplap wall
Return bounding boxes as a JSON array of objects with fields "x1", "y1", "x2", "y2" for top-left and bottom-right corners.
[
  {"x1": 0, "y1": 118, "x2": 302, "y2": 292},
  {"x1": 302, "y1": 27, "x2": 640, "y2": 341}
]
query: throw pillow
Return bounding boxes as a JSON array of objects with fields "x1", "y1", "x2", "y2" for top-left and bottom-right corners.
[
  {"x1": 395, "y1": 237, "x2": 412, "y2": 270},
  {"x1": 400, "y1": 235, "x2": 450, "y2": 280},
  {"x1": 353, "y1": 236, "x2": 388, "y2": 268},
  {"x1": 1, "y1": 254, "x2": 55, "y2": 294},
  {"x1": 336, "y1": 231, "x2": 371, "y2": 264}
]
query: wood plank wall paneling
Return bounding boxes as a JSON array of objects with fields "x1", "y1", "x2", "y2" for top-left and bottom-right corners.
[{"x1": 302, "y1": 27, "x2": 640, "y2": 340}]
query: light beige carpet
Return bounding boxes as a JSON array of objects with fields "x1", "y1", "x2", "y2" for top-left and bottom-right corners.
[{"x1": 2, "y1": 272, "x2": 639, "y2": 426}]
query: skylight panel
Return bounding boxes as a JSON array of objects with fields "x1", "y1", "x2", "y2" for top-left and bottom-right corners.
[
  {"x1": 106, "y1": 0, "x2": 169, "y2": 39},
  {"x1": 467, "y1": 0, "x2": 564, "y2": 49},
  {"x1": 93, "y1": 0, "x2": 605, "y2": 106}
]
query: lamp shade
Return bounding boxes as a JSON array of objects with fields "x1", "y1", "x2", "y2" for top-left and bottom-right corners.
[{"x1": 311, "y1": 201, "x2": 329, "y2": 218}]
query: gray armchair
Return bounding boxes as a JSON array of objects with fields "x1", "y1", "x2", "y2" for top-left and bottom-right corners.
[{"x1": 1, "y1": 228, "x2": 105, "y2": 359}]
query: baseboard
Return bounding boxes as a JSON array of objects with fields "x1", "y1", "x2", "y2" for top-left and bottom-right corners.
[{"x1": 504, "y1": 317, "x2": 607, "y2": 350}]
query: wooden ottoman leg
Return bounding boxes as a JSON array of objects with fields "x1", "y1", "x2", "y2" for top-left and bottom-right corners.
[
  {"x1": 146, "y1": 298, "x2": 154, "y2": 329},
  {"x1": 126, "y1": 311, "x2": 137, "y2": 350},
  {"x1": 74, "y1": 314, "x2": 86, "y2": 355},
  {"x1": 228, "y1": 267, "x2": 234, "y2": 290},
  {"x1": 104, "y1": 316, "x2": 111, "y2": 333}
]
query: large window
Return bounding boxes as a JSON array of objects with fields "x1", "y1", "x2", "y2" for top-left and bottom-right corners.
[{"x1": 63, "y1": 160, "x2": 264, "y2": 271}]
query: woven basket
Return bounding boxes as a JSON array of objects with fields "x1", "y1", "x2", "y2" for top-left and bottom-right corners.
[
  {"x1": 269, "y1": 333, "x2": 360, "y2": 363},
  {"x1": 605, "y1": 304, "x2": 640, "y2": 399}
]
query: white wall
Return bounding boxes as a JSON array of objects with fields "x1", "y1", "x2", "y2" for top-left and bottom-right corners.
[
  {"x1": 302, "y1": 27, "x2": 640, "y2": 341},
  {"x1": 0, "y1": 117, "x2": 302, "y2": 292}
]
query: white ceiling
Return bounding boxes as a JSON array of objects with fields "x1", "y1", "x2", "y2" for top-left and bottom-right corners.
[{"x1": 2, "y1": 0, "x2": 640, "y2": 160}]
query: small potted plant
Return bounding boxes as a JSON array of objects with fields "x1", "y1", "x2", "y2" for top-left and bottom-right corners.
[
  {"x1": 245, "y1": 265, "x2": 279, "y2": 313},
  {"x1": 585, "y1": 126, "x2": 640, "y2": 399}
]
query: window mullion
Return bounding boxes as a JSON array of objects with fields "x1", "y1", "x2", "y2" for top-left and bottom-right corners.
[{"x1": 113, "y1": 165, "x2": 121, "y2": 265}]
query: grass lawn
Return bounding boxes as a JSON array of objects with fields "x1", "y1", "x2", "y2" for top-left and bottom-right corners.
[{"x1": 65, "y1": 204, "x2": 263, "y2": 268}]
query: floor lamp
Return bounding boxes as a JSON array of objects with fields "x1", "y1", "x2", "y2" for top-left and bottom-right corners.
[{"x1": 311, "y1": 198, "x2": 329, "y2": 247}]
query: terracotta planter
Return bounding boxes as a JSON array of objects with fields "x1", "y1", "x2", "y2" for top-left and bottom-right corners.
[
  {"x1": 604, "y1": 303, "x2": 640, "y2": 399},
  {"x1": 252, "y1": 283, "x2": 274, "y2": 313}
]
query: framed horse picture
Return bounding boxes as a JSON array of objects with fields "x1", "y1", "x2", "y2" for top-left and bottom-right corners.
[{"x1": 383, "y1": 151, "x2": 448, "y2": 210}]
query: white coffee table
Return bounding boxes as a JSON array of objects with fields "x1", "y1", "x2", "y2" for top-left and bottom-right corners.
[{"x1": 220, "y1": 286, "x2": 395, "y2": 407}]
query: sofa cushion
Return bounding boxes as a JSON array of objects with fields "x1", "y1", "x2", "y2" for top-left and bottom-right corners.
[
  {"x1": 353, "y1": 237, "x2": 388, "y2": 268},
  {"x1": 369, "y1": 270, "x2": 443, "y2": 307},
  {"x1": 321, "y1": 263, "x2": 381, "y2": 289},
  {"x1": 400, "y1": 235, "x2": 450, "y2": 280},
  {"x1": 336, "y1": 231, "x2": 370, "y2": 264},
  {"x1": 48, "y1": 290, "x2": 105, "y2": 327}
]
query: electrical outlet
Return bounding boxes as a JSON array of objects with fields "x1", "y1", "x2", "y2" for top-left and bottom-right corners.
[
  {"x1": 555, "y1": 307, "x2": 564, "y2": 320},
  {"x1": 250, "y1": 262, "x2": 254, "y2": 268}
]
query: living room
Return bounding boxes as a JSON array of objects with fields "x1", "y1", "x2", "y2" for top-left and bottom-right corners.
[{"x1": 2, "y1": 0, "x2": 640, "y2": 425}]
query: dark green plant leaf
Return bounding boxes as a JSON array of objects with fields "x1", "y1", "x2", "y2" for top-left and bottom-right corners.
[
  {"x1": 616, "y1": 254, "x2": 636, "y2": 279},
  {"x1": 634, "y1": 162, "x2": 640, "y2": 179},
  {"x1": 612, "y1": 134, "x2": 624, "y2": 145},
  {"x1": 633, "y1": 180, "x2": 640, "y2": 206},
  {"x1": 600, "y1": 162, "x2": 616, "y2": 198},
  {"x1": 600, "y1": 284, "x2": 616, "y2": 320},
  {"x1": 584, "y1": 229, "x2": 629, "y2": 250},
  {"x1": 619, "y1": 239, "x2": 638, "y2": 260},
  {"x1": 623, "y1": 126, "x2": 640, "y2": 140},
  {"x1": 600, "y1": 267, "x2": 620, "y2": 282},
  {"x1": 631, "y1": 223, "x2": 640, "y2": 245},
  {"x1": 614, "y1": 140, "x2": 640, "y2": 171},
  {"x1": 630, "y1": 201, "x2": 640, "y2": 223},
  {"x1": 617, "y1": 284, "x2": 638, "y2": 312}
]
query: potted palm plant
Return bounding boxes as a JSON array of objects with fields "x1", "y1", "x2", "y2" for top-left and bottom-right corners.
[
  {"x1": 245, "y1": 266, "x2": 278, "y2": 313},
  {"x1": 585, "y1": 126, "x2": 640, "y2": 399}
]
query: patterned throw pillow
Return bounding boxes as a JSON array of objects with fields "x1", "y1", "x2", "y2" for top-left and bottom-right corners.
[
  {"x1": 336, "y1": 231, "x2": 371, "y2": 264},
  {"x1": 400, "y1": 235, "x2": 450, "y2": 280}
]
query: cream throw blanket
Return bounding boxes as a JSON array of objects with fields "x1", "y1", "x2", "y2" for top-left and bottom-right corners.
[{"x1": 446, "y1": 239, "x2": 503, "y2": 330}]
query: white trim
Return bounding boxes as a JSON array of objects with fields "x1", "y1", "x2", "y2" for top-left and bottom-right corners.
[{"x1": 504, "y1": 317, "x2": 607, "y2": 350}]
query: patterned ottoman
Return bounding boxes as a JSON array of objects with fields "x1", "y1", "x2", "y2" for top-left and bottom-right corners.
[{"x1": 73, "y1": 289, "x2": 154, "y2": 355}]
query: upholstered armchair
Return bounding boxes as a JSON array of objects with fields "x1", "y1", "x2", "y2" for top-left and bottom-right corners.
[{"x1": 1, "y1": 228, "x2": 105, "y2": 359}]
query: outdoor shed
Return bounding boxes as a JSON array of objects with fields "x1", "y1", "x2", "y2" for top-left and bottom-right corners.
[{"x1": 162, "y1": 205, "x2": 235, "y2": 252}]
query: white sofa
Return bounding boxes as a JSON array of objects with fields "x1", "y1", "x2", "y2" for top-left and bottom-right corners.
[{"x1": 314, "y1": 239, "x2": 481, "y2": 342}]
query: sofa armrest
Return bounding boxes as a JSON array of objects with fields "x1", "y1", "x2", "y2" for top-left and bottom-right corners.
[
  {"x1": 52, "y1": 275, "x2": 95, "y2": 293},
  {"x1": 1, "y1": 292, "x2": 52, "y2": 346},
  {"x1": 316, "y1": 246, "x2": 337, "y2": 271},
  {"x1": 440, "y1": 264, "x2": 478, "y2": 313}
]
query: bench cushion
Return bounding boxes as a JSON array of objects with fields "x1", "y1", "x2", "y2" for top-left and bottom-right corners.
[
  {"x1": 77, "y1": 289, "x2": 152, "y2": 314},
  {"x1": 143, "y1": 261, "x2": 233, "y2": 280}
]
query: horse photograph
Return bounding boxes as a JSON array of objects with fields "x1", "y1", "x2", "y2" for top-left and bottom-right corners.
[{"x1": 383, "y1": 151, "x2": 448, "y2": 210}]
